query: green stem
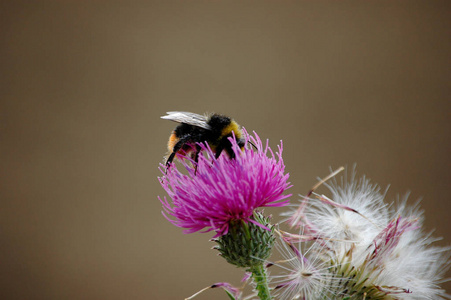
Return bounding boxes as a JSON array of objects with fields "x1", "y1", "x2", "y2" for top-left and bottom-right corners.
[{"x1": 250, "y1": 263, "x2": 272, "y2": 300}]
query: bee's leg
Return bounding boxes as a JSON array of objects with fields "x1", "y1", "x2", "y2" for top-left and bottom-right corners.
[
  {"x1": 165, "y1": 136, "x2": 190, "y2": 173},
  {"x1": 225, "y1": 143, "x2": 235, "y2": 159},
  {"x1": 216, "y1": 137, "x2": 235, "y2": 159},
  {"x1": 193, "y1": 144, "x2": 202, "y2": 175},
  {"x1": 214, "y1": 144, "x2": 225, "y2": 159},
  {"x1": 166, "y1": 152, "x2": 177, "y2": 168}
]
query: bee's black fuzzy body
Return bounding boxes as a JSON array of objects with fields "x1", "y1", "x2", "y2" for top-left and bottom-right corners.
[{"x1": 162, "y1": 112, "x2": 245, "y2": 171}]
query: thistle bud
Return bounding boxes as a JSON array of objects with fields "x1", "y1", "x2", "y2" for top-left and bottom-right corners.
[{"x1": 213, "y1": 212, "x2": 275, "y2": 269}]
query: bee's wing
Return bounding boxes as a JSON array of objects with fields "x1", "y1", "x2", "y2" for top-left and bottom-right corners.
[{"x1": 161, "y1": 111, "x2": 211, "y2": 130}]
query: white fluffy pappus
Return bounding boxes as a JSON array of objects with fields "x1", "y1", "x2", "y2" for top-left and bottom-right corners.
[{"x1": 278, "y1": 168, "x2": 450, "y2": 299}]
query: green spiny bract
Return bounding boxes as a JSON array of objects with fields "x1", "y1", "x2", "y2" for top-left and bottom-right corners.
[{"x1": 213, "y1": 212, "x2": 275, "y2": 269}]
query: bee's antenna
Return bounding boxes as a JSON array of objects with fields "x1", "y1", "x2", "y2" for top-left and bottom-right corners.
[{"x1": 248, "y1": 141, "x2": 258, "y2": 150}]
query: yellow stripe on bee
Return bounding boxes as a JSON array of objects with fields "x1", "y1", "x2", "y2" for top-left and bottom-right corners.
[{"x1": 221, "y1": 120, "x2": 242, "y2": 139}]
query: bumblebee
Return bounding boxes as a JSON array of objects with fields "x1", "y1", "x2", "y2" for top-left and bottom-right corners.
[{"x1": 161, "y1": 111, "x2": 247, "y2": 171}]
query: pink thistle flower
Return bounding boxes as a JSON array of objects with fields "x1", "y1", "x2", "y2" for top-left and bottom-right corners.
[{"x1": 158, "y1": 131, "x2": 292, "y2": 237}]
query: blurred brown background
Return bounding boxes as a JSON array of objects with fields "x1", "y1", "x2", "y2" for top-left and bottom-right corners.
[{"x1": 1, "y1": 1, "x2": 450, "y2": 299}]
